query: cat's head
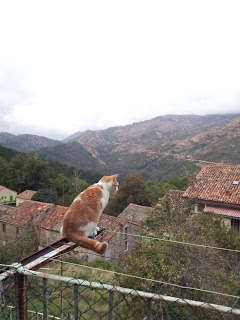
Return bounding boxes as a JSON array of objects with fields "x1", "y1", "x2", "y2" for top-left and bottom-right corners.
[{"x1": 100, "y1": 174, "x2": 119, "y2": 194}]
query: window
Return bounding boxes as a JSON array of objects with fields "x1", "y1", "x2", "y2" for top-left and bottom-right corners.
[
  {"x1": 124, "y1": 226, "x2": 128, "y2": 251},
  {"x1": 2, "y1": 224, "x2": 6, "y2": 233},
  {"x1": 124, "y1": 227, "x2": 128, "y2": 239},
  {"x1": 231, "y1": 219, "x2": 240, "y2": 235},
  {"x1": 124, "y1": 239, "x2": 128, "y2": 251}
]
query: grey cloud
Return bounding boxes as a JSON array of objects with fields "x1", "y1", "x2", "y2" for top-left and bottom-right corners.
[{"x1": 0, "y1": 68, "x2": 32, "y2": 132}]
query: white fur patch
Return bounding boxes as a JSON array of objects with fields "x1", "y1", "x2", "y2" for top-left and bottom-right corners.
[
  {"x1": 97, "y1": 181, "x2": 110, "y2": 212},
  {"x1": 79, "y1": 222, "x2": 97, "y2": 238}
]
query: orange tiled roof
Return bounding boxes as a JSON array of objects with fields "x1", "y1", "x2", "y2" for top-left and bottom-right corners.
[
  {"x1": 117, "y1": 203, "x2": 151, "y2": 224},
  {"x1": 163, "y1": 190, "x2": 185, "y2": 213},
  {"x1": 0, "y1": 201, "x2": 53, "y2": 227},
  {"x1": 97, "y1": 214, "x2": 127, "y2": 242},
  {"x1": 36, "y1": 205, "x2": 68, "y2": 231},
  {"x1": 183, "y1": 165, "x2": 240, "y2": 205},
  {"x1": 17, "y1": 190, "x2": 37, "y2": 200},
  {"x1": 0, "y1": 185, "x2": 16, "y2": 193},
  {"x1": 0, "y1": 199, "x2": 130, "y2": 241},
  {"x1": 204, "y1": 206, "x2": 240, "y2": 219}
]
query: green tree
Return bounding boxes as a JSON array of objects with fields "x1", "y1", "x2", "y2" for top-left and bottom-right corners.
[
  {"x1": 0, "y1": 156, "x2": 8, "y2": 185},
  {"x1": 148, "y1": 175, "x2": 192, "y2": 201},
  {"x1": 54, "y1": 173, "x2": 72, "y2": 197},
  {"x1": 0, "y1": 227, "x2": 38, "y2": 264},
  {"x1": 23, "y1": 155, "x2": 50, "y2": 190},
  {"x1": 105, "y1": 173, "x2": 154, "y2": 216},
  {"x1": 6, "y1": 153, "x2": 29, "y2": 192},
  {"x1": 32, "y1": 189, "x2": 58, "y2": 204}
]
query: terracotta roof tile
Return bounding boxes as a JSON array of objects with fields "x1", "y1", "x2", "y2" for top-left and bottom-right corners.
[
  {"x1": 36, "y1": 205, "x2": 68, "y2": 231},
  {"x1": 117, "y1": 203, "x2": 151, "y2": 224},
  {"x1": 97, "y1": 214, "x2": 127, "y2": 242},
  {"x1": 0, "y1": 186, "x2": 16, "y2": 193},
  {"x1": 17, "y1": 190, "x2": 37, "y2": 200},
  {"x1": 183, "y1": 165, "x2": 240, "y2": 205},
  {"x1": 204, "y1": 206, "x2": 240, "y2": 219},
  {"x1": 0, "y1": 201, "x2": 53, "y2": 227},
  {"x1": 0, "y1": 199, "x2": 130, "y2": 242},
  {"x1": 164, "y1": 190, "x2": 185, "y2": 213}
]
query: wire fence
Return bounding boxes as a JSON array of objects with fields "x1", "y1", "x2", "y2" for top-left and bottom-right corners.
[{"x1": 1, "y1": 265, "x2": 240, "y2": 320}]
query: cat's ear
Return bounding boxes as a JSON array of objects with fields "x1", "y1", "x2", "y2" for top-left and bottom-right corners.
[{"x1": 113, "y1": 174, "x2": 119, "y2": 179}]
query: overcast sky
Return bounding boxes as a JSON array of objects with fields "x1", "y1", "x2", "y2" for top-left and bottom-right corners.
[{"x1": 0, "y1": 0, "x2": 239, "y2": 140}]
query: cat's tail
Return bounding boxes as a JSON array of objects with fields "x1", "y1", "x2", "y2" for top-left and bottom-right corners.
[{"x1": 66, "y1": 233, "x2": 108, "y2": 255}]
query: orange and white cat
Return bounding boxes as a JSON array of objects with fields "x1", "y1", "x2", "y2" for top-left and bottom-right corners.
[{"x1": 61, "y1": 174, "x2": 119, "y2": 254}]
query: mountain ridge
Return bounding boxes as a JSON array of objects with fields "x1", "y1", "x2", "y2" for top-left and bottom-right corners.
[
  {"x1": 0, "y1": 133, "x2": 62, "y2": 152},
  {"x1": 1, "y1": 113, "x2": 240, "y2": 181}
]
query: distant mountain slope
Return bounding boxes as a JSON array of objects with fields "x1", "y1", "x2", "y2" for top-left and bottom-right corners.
[
  {"x1": 71, "y1": 114, "x2": 240, "y2": 180},
  {"x1": 0, "y1": 132, "x2": 16, "y2": 144},
  {"x1": 37, "y1": 141, "x2": 105, "y2": 173},
  {"x1": 2, "y1": 113, "x2": 240, "y2": 181},
  {"x1": 0, "y1": 133, "x2": 61, "y2": 152},
  {"x1": 62, "y1": 130, "x2": 86, "y2": 143}
]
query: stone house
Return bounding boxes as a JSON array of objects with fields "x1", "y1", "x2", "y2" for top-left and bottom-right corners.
[
  {"x1": 0, "y1": 200, "x2": 53, "y2": 246},
  {"x1": 16, "y1": 190, "x2": 37, "y2": 206},
  {"x1": 182, "y1": 164, "x2": 240, "y2": 234},
  {"x1": 0, "y1": 200, "x2": 152, "y2": 264},
  {"x1": 118, "y1": 203, "x2": 152, "y2": 224},
  {"x1": 0, "y1": 186, "x2": 17, "y2": 204},
  {"x1": 36, "y1": 205, "x2": 69, "y2": 249},
  {"x1": 35, "y1": 203, "x2": 149, "y2": 264}
]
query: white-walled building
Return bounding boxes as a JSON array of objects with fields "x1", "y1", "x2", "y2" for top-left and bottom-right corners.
[{"x1": 0, "y1": 186, "x2": 17, "y2": 204}]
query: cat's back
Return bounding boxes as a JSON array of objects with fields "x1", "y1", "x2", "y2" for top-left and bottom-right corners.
[{"x1": 70, "y1": 183, "x2": 104, "y2": 212}]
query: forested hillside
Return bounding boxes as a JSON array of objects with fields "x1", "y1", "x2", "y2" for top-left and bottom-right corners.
[{"x1": 0, "y1": 145, "x2": 101, "y2": 206}]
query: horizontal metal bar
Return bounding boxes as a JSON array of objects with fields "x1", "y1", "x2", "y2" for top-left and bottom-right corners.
[
  {"x1": 0, "y1": 263, "x2": 22, "y2": 281},
  {"x1": 23, "y1": 242, "x2": 77, "y2": 271},
  {"x1": 6, "y1": 305, "x2": 61, "y2": 319},
  {"x1": 17, "y1": 267, "x2": 240, "y2": 316},
  {"x1": 20, "y1": 238, "x2": 70, "y2": 267}
]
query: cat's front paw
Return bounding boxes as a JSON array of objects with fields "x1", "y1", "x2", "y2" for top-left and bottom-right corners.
[{"x1": 93, "y1": 226, "x2": 100, "y2": 236}]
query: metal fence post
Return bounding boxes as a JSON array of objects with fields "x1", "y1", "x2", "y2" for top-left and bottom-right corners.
[
  {"x1": 188, "y1": 305, "x2": 193, "y2": 319},
  {"x1": 43, "y1": 278, "x2": 48, "y2": 320},
  {"x1": 109, "y1": 291, "x2": 114, "y2": 320},
  {"x1": 0, "y1": 281, "x2": 4, "y2": 305},
  {"x1": 0, "y1": 281, "x2": 5, "y2": 320},
  {"x1": 74, "y1": 284, "x2": 79, "y2": 320},
  {"x1": 14, "y1": 273, "x2": 28, "y2": 320},
  {"x1": 146, "y1": 299, "x2": 152, "y2": 320}
]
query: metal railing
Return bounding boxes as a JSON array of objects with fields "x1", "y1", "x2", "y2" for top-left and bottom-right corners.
[
  {"x1": 1, "y1": 239, "x2": 240, "y2": 319},
  {"x1": 5, "y1": 306, "x2": 61, "y2": 320},
  {"x1": 1, "y1": 266, "x2": 240, "y2": 319}
]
